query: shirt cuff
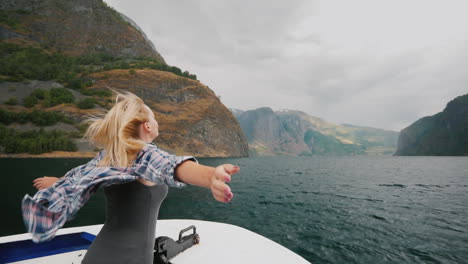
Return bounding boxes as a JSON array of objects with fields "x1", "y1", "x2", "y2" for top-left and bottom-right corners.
[{"x1": 169, "y1": 156, "x2": 197, "y2": 188}]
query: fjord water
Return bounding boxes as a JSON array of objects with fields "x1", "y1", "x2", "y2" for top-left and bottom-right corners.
[{"x1": 2, "y1": 156, "x2": 467, "y2": 263}]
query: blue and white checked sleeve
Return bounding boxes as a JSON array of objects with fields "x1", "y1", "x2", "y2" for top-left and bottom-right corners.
[{"x1": 134, "y1": 145, "x2": 197, "y2": 188}]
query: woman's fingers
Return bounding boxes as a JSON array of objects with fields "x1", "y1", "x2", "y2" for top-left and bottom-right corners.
[
  {"x1": 34, "y1": 183, "x2": 43, "y2": 190},
  {"x1": 215, "y1": 164, "x2": 240, "y2": 182},
  {"x1": 34, "y1": 181, "x2": 45, "y2": 190},
  {"x1": 211, "y1": 187, "x2": 226, "y2": 202},
  {"x1": 211, "y1": 164, "x2": 239, "y2": 203},
  {"x1": 33, "y1": 179, "x2": 42, "y2": 189},
  {"x1": 214, "y1": 167, "x2": 229, "y2": 183},
  {"x1": 33, "y1": 176, "x2": 49, "y2": 185},
  {"x1": 224, "y1": 173, "x2": 231, "y2": 183},
  {"x1": 223, "y1": 164, "x2": 240, "y2": 175},
  {"x1": 211, "y1": 179, "x2": 233, "y2": 203},
  {"x1": 32, "y1": 176, "x2": 59, "y2": 190}
]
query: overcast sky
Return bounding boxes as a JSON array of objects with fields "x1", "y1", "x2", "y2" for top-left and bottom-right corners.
[{"x1": 104, "y1": 0, "x2": 468, "y2": 131}]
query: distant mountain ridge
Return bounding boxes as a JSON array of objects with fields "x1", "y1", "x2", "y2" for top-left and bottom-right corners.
[
  {"x1": 231, "y1": 107, "x2": 398, "y2": 156},
  {"x1": 395, "y1": 93, "x2": 468, "y2": 156}
]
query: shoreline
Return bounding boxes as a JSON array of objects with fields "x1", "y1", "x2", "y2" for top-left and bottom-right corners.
[
  {"x1": 0, "y1": 151, "x2": 248, "y2": 159},
  {"x1": 0, "y1": 151, "x2": 98, "y2": 158}
]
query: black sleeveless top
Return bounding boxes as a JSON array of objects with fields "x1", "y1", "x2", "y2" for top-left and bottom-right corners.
[{"x1": 82, "y1": 181, "x2": 168, "y2": 264}]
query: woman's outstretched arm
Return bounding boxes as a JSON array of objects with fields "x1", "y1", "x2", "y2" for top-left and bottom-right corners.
[{"x1": 175, "y1": 161, "x2": 239, "y2": 203}]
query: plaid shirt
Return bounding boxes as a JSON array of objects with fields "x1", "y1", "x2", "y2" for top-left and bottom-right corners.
[{"x1": 22, "y1": 143, "x2": 196, "y2": 243}]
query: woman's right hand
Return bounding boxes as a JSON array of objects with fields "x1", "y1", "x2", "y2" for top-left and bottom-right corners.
[
  {"x1": 209, "y1": 164, "x2": 240, "y2": 203},
  {"x1": 33, "y1": 176, "x2": 60, "y2": 190}
]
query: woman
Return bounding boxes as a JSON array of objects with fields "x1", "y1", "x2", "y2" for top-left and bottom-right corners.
[{"x1": 25, "y1": 91, "x2": 238, "y2": 264}]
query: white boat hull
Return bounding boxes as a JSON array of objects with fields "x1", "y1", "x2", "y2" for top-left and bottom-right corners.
[{"x1": 0, "y1": 219, "x2": 310, "y2": 264}]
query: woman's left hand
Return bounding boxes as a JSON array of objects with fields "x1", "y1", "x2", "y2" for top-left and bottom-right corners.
[
  {"x1": 210, "y1": 164, "x2": 240, "y2": 203},
  {"x1": 33, "y1": 176, "x2": 59, "y2": 190}
]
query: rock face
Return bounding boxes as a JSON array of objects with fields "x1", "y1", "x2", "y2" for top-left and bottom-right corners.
[
  {"x1": 395, "y1": 94, "x2": 468, "y2": 156},
  {"x1": 234, "y1": 108, "x2": 398, "y2": 156},
  {"x1": 0, "y1": 0, "x2": 165, "y2": 61},
  {"x1": 90, "y1": 70, "x2": 248, "y2": 157},
  {"x1": 236, "y1": 108, "x2": 314, "y2": 155}
]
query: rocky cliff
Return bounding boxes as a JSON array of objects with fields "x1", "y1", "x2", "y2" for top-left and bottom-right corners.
[
  {"x1": 91, "y1": 69, "x2": 248, "y2": 157},
  {"x1": 395, "y1": 93, "x2": 468, "y2": 156},
  {"x1": 235, "y1": 107, "x2": 310, "y2": 155},
  {"x1": 233, "y1": 108, "x2": 398, "y2": 156},
  {"x1": 0, "y1": 0, "x2": 248, "y2": 157}
]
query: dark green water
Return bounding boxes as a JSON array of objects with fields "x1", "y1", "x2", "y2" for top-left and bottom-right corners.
[{"x1": 1, "y1": 156, "x2": 467, "y2": 263}]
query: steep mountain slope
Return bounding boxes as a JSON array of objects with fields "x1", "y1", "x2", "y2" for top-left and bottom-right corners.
[{"x1": 395, "y1": 93, "x2": 468, "y2": 156}]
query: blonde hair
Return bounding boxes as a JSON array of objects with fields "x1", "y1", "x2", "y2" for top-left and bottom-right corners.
[{"x1": 83, "y1": 90, "x2": 150, "y2": 167}]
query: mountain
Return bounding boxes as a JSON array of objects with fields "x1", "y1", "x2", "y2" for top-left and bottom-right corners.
[
  {"x1": 395, "y1": 93, "x2": 468, "y2": 156},
  {"x1": 0, "y1": 0, "x2": 248, "y2": 157},
  {"x1": 234, "y1": 108, "x2": 398, "y2": 156},
  {"x1": 0, "y1": 0, "x2": 164, "y2": 61},
  {"x1": 229, "y1": 108, "x2": 245, "y2": 117}
]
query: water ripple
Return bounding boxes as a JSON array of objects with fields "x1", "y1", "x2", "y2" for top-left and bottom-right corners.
[{"x1": 378, "y1": 184, "x2": 406, "y2": 188}]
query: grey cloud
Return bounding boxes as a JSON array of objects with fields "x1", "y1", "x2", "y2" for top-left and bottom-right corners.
[{"x1": 105, "y1": 0, "x2": 468, "y2": 131}]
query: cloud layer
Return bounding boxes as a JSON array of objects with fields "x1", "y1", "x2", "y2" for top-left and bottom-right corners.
[{"x1": 105, "y1": 0, "x2": 468, "y2": 131}]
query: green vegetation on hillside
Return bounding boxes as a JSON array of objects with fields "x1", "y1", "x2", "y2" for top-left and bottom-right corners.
[
  {"x1": 0, "y1": 109, "x2": 71, "y2": 126},
  {"x1": 76, "y1": 98, "x2": 96, "y2": 109},
  {"x1": 0, "y1": 125, "x2": 77, "y2": 154},
  {"x1": 0, "y1": 43, "x2": 197, "y2": 84},
  {"x1": 0, "y1": 40, "x2": 201, "y2": 154},
  {"x1": 304, "y1": 129, "x2": 365, "y2": 155},
  {"x1": 78, "y1": 88, "x2": 112, "y2": 97},
  {"x1": 20, "y1": 88, "x2": 75, "y2": 108},
  {"x1": 5, "y1": 97, "x2": 18, "y2": 105},
  {"x1": 23, "y1": 96, "x2": 37, "y2": 107},
  {"x1": 0, "y1": 10, "x2": 30, "y2": 31},
  {"x1": 44, "y1": 87, "x2": 75, "y2": 106}
]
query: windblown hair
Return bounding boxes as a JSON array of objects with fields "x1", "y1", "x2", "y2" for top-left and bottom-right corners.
[{"x1": 83, "y1": 90, "x2": 150, "y2": 167}]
